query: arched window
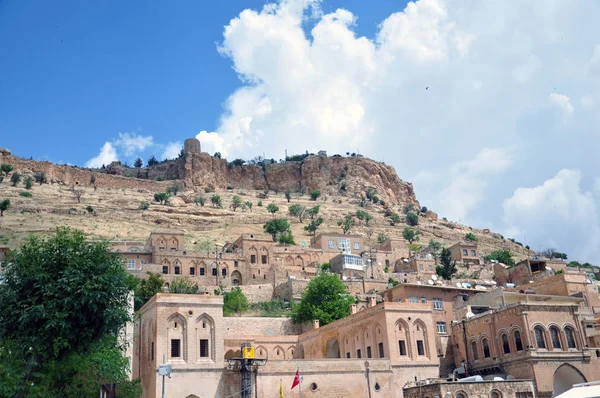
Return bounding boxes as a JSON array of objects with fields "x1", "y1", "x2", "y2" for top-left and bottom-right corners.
[
  {"x1": 456, "y1": 392, "x2": 467, "y2": 398},
  {"x1": 491, "y1": 391, "x2": 501, "y2": 398},
  {"x1": 502, "y1": 334, "x2": 510, "y2": 354},
  {"x1": 535, "y1": 326, "x2": 546, "y2": 349},
  {"x1": 565, "y1": 327, "x2": 577, "y2": 349},
  {"x1": 471, "y1": 341, "x2": 478, "y2": 360},
  {"x1": 514, "y1": 330, "x2": 523, "y2": 351},
  {"x1": 482, "y1": 339, "x2": 490, "y2": 358},
  {"x1": 550, "y1": 326, "x2": 562, "y2": 349}
]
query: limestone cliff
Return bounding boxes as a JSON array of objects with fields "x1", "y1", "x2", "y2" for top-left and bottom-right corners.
[
  {"x1": 0, "y1": 138, "x2": 419, "y2": 207},
  {"x1": 179, "y1": 138, "x2": 418, "y2": 207}
]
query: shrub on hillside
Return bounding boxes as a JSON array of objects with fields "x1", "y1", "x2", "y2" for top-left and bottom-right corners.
[{"x1": 19, "y1": 191, "x2": 32, "y2": 198}]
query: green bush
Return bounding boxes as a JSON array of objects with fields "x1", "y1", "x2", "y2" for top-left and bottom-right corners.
[
  {"x1": 310, "y1": 190, "x2": 321, "y2": 201},
  {"x1": 211, "y1": 194, "x2": 222, "y2": 208},
  {"x1": 0, "y1": 164, "x2": 14, "y2": 176},
  {"x1": 0, "y1": 199, "x2": 10, "y2": 216},
  {"x1": 86, "y1": 205, "x2": 95, "y2": 214},
  {"x1": 267, "y1": 203, "x2": 279, "y2": 215},
  {"x1": 24, "y1": 176, "x2": 34, "y2": 190},
  {"x1": 406, "y1": 212, "x2": 419, "y2": 226},
  {"x1": 204, "y1": 187, "x2": 214, "y2": 193},
  {"x1": 465, "y1": 232, "x2": 478, "y2": 242},
  {"x1": 257, "y1": 201, "x2": 263, "y2": 207},
  {"x1": 194, "y1": 195, "x2": 206, "y2": 207},
  {"x1": 139, "y1": 201, "x2": 150, "y2": 210},
  {"x1": 19, "y1": 191, "x2": 32, "y2": 198},
  {"x1": 10, "y1": 172, "x2": 21, "y2": 187}
]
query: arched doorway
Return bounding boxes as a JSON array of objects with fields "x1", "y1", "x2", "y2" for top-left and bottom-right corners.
[
  {"x1": 231, "y1": 270, "x2": 242, "y2": 286},
  {"x1": 326, "y1": 338, "x2": 340, "y2": 358},
  {"x1": 554, "y1": 363, "x2": 587, "y2": 396}
]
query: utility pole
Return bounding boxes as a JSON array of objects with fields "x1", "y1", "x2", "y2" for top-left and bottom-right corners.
[
  {"x1": 215, "y1": 244, "x2": 222, "y2": 287},
  {"x1": 157, "y1": 355, "x2": 171, "y2": 398},
  {"x1": 227, "y1": 343, "x2": 267, "y2": 398}
]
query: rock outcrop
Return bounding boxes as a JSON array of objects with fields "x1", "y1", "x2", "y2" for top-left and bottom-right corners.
[
  {"x1": 0, "y1": 138, "x2": 419, "y2": 207},
  {"x1": 180, "y1": 138, "x2": 419, "y2": 207}
]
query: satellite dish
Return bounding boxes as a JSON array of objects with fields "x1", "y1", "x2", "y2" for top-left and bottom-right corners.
[
  {"x1": 456, "y1": 283, "x2": 462, "y2": 288},
  {"x1": 461, "y1": 282, "x2": 469, "y2": 288},
  {"x1": 428, "y1": 280, "x2": 434, "y2": 285},
  {"x1": 417, "y1": 281, "x2": 422, "y2": 285},
  {"x1": 545, "y1": 266, "x2": 552, "y2": 271},
  {"x1": 491, "y1": 281, "x2": 497, "y2": 285},
  {"x1": 342, "y1": 276, "x2": 347, "y2": 281},
  {"x1": 464, "y1": 283, "x2": 472, "y2": 288},
  {"x1": 432, "y1": 275, "x2": 438, "y2": 281}
]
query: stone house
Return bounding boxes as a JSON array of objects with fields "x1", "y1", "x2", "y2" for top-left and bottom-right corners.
[
  {"x1": 382, "y1": 283, "x2": 479, "y2": 376},
  {"x1": 449, "y1": 242, "x2": 480, "y2": 266},
  {"x1": 402, "y1": 378, "x2": 537, "y2": 398},
  {"x1": 452, "y1": 289, "x2": 600, "y2": 397}
]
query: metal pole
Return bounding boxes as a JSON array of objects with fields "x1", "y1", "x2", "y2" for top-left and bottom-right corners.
[
  {"x1": 161, "y1": 354, "x2": 166, "y2": 398},
  {"x1": 298, "y1": 375, "x2": 302, "y2": 398}
]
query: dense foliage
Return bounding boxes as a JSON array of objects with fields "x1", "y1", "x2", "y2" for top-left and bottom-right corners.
[
  {"x1": 223, "y1": 287, "x2": 249, "y2": 316},
  {"x1": 436, "y1": 248, "x2": 457, "y2": 280},
  {"x1": 0, "y1": 228, "x2": 140, "y2": 397},
  {"x1": 291, "y1": 271, "x2": 354, "y2": 326},
  {"x1": 484, "y1": 249, "x2": 515, "y2": 266}
]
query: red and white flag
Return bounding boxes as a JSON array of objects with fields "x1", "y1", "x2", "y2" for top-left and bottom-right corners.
[{"x1": 291, "y1": 369, "x2": 300, "y2": 390}]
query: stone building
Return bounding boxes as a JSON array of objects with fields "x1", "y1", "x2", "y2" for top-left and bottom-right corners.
[
  {"x1": 402, "y1": 378, "x2": 537, "y2": 398},
  {"x1": 133, "y1": 293, "x2": 441, "y2": 398},
  {"x1": 451, "y1": 289, "x2": 600, "y2": 397},
  {"x1": 383, "y1": 283, "x2": 479, "y2": 376},
  {"x1": 449, "y1": 242, "x2": 480, "y2": 266}
]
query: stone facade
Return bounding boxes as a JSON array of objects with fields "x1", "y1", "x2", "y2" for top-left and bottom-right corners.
[
  {"x1": 451, "y1": 289, "x2": 600, "y2": 397},
  {"x1": 449, "y1": 242, "x2": 480, "y2": 266},
  {"x1": 403, "y1": 379, "x2": 537, "y2": 398}
]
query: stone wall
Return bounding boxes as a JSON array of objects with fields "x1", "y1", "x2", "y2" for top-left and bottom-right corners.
[
  {"x1": 403, "y1": 379, "x2": 537, "y2": 398},
  {"x1": 223, "y1": 316, "x2": 300, "y2": 337},
  {"x1": 238, "y1": 284, "x2": 274, "y2": 303}
]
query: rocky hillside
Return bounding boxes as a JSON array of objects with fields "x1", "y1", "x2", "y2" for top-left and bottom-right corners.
[
  {"x1": 0, "y1": 138, "x2": 418, "y2": 208},
  {"x1": 0, "y1": 141, "x2": 532, "y2": 263}
]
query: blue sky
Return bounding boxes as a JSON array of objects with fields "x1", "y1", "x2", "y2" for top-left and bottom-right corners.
[
  {"x1": 2, "y1": 0, "x2": 600, "y2": 262},
  {"x1": 0, "y1": 0, "x2": 408, "y2": 164}
]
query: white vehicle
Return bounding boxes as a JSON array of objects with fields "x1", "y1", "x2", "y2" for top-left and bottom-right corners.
[{"x1": 555, "y1": 381, "x2": 600, "y2": 398}]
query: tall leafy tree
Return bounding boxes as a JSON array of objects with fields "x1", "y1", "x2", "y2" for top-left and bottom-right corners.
[
  {"x1": 436, "y1": 247, "x2": 457, "y2": 280},
  {"x1": 223, "y1": 287, "x2": 249, "y2": 316},
  {"x1": 288, "y1": 204, "x2": 306, "y2": 222},
  {"x1": 291, "y1": 271, "x2": 354, "y2": 326},
  {"x1": 264, "y1": 218, "x2": 291, "y2": 241},
  {"x1": 133, "y1": 157, "x2": 143, "y2": 168},
  {"x1": 484, "y1": 249, "x2": 515, "y2": 266},
  {"x1": 337, "y1": 215, "x2": 354, "y2": 234},
  {"x1": 0, "y1": 227, "x2": 138, "y2": 397}
]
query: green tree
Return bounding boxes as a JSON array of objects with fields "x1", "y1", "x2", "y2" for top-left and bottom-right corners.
[
  {"x1": 356, "y1": 209, "x2": 368, "y2": 225},
  {"x1": 223, "y1": 287, "x2": 249, "y2": 316},
  {"x1": 402, "y1": 227, "x2": 420, "y2": 244},
  {"x1": 34, "y1": 172, "x2": 47, "y2": 185},
  {"x1": 288, "y1": 203, "x2": 306, "y2": 222},
  {"x1": 0, "y1": 228, "x2": 137, "y2": 397},
  {"x1": 285, "y1": 189, "x2": 292, "y2": 203},
  {"x1": 278, "y1": 231, "x2": 296, "y2": 245},
  {"x1": 214, "y1": 152, "x2": 222, "y2": 158},
  {"x1": 406, "y1": 211, "x2": 419, "y2": 226},
  {"x1": 147, "y1": 155, "x2": 159, "y2": 166},
  {"x1": 484, "y1": 249, "x2": 515, "y2": 266},
  {"x1": 421, "y1": 206, "x2": 428, "y2": 213},
  {"x1": 129, "y1": 272, "x2": 164, "y2": 311},
  {"x1": 365, "y1": 187, "x2": 377, "y2": 201},
  {"x1": 231, "y1": 195, "x2": 242, "y2": 211},
  {"x1": 86, "y1": 205, "x2": 95, "y2": 214},
  {"x1": 264, "y1": 218, "x2": 291, "y2": 241},
  {"x1": 428, "y1": 240, "x2": 442, "y2": 255},
  {"x1": 436, "y1": 247, "x2": 457, "y2": 280},
  {"x1": 388, "y1": 277, "x2": 400, "y2": 287},
  {"x1": 245, "y1": 201, "x2": 253, "y2": 211},
  {"x1": 194, "y1": 194, "x2": 206, "y2": 207},
  {"x1": 24, "y1": 176, "x2": 33, "y2": 190},
  {"x1": 465, "y1": 232, "x2": 478, "y2": 242},
  {"x1": 377, "y1": 232, "x2": 389, "y2": 244},
  {"x1": 389, "y1": 213, "x2": 400, "y2": 226},
  {"x1": 337, "y1": 215, "x2": 354, "y2": 234},
  {"x1": 0, "y1": 199, "x2": 10, "y2": 216},
  {"x1": 139, "y1": 201, "x2": 150, "y2": 210},
  {"x1": 306, "y1": 205, "x2": 320, "y2": 220},
  {"x1": 291, "y1": 271, "x2": 354, "y2": 326},
  {"x1": 153, "y1": 192, "x2": 170, "y2": 205},
  {"x1": 304, "y1": 217, "x2": 323, "y2": 236},
  {"x1": 10, "y1": 172, "x2": 21, "y2": 186},
  {"x1": 267, "y1": 203, "x2": 279, "y2": 215},
  {"x1": 133, "y1": 157, "x2": 143, "y2": 168},
  {"x1": 169, "y1": 278, "x2": 200, "y2": 294},
  {"x1": 0, "y1": 164, "x2": 14, "y2": 176},
  {"x1": 211, "y1": 194, "x2": 222, "y2": 208},
  {"x1": 166, "y1": 183, "x2": 181, "y2": 196},
  {"x1": 310, "y1": 189, "x2": 321, "y2": 201}
]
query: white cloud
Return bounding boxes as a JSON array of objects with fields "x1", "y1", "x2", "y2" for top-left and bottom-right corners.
[
  {"x1": 549, "y1": 93, "x2": 574, "y2": 118},
  {"x1": 414, "y1": 148, "x2": 513, "y2": 223},
  {"x1": 589, "y1": 44, "x2": 600, "y2": 75},
  {"x1": 196, "y1": 0, "x2": 600, "y2": 260},
  {"x1": 161, "y1": 142, "x2": 183, "y2": 160},
  {"x1": 503, "y1": 170, "x2": 600, "y2": 263},
  {"x1": 113, "y1": 132, "x2": 154, "y2": 156},
  {"x1": 581, "y1": 95, "x2": 594, "y2": 109},
  {"x1": 85, "y1": 142, "x2": 118, "y2": 168}
]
